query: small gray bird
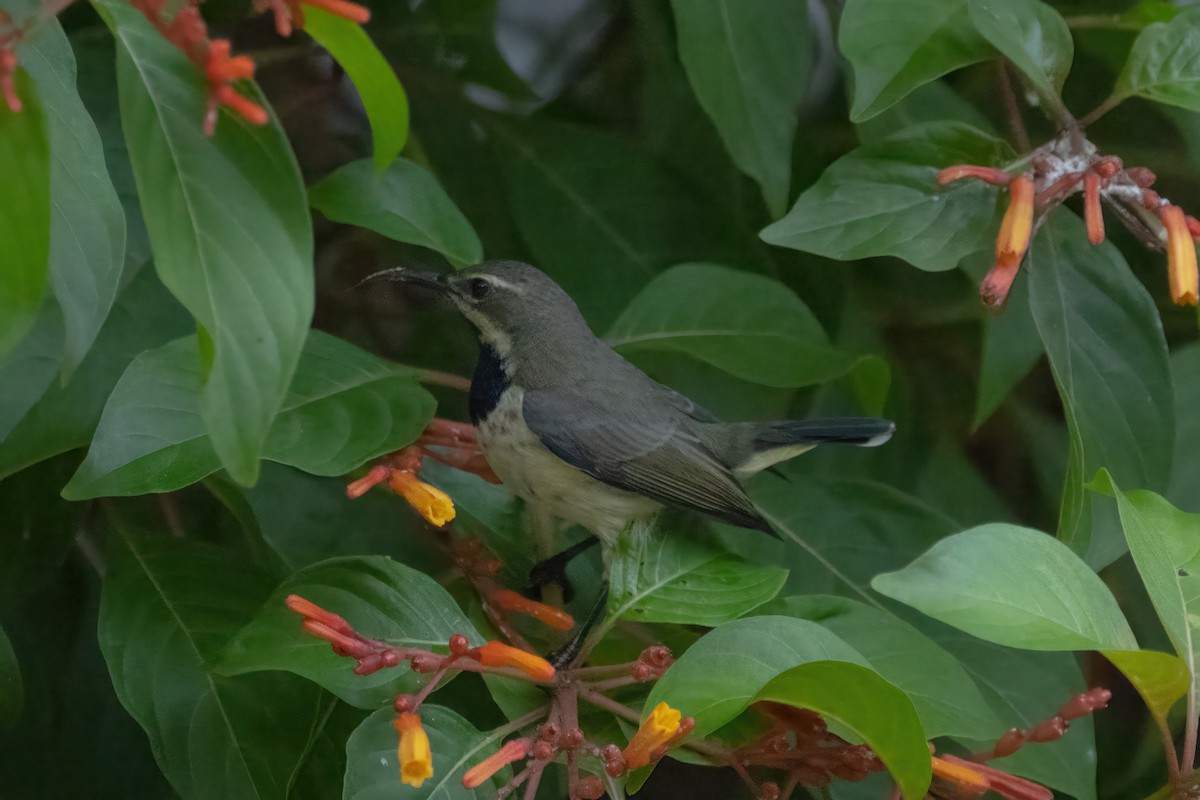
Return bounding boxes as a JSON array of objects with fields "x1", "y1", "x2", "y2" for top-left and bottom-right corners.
[{"x1": 391, "y1": 260, "x2": 894, "y2": 549}]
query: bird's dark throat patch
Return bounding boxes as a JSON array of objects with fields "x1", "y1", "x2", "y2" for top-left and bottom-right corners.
[{"x1": 469, "y1": 343, "x2": 509, "y2": 424}]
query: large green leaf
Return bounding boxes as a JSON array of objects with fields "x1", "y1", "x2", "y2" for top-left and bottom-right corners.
[
  {"x1": 220, "y1": 556, "x2": 482, "y2": 708},
  {"x1": 967, "y1": 0, "x2": 1072, "y2": 115},
  {"x1": 1026, "y1": 212, "x2": 1173, "y2": 568},
  {"x1": 343, "y1": 704, "x2": 503, "y2": 799},
  {"x1": 1169, "y1": 342, "x2": 1200, "y2": 512},
  {"x1": 760, "y1": 122, "x2": 1010, "y2": 272},
  {"x1": 0, "y1": 269, "x2": 191, "y2": 481},
  {"x1": 606, "y1": 263, "x2": 858, "y2": 388},
  {"x1": 99, "y1": 524, "x2": 339, "y2": 800},
  {"x1": 308, "y1": 157, "x2": 481, "y2": 268},
  {"x1": 304, "y1": 6, "x2": 408, "y2": 171},
  {"x1": 491, "y1": 118, "x2": 744, "y2": 326},
  {"x1": 0, "y1": 304, "x2": 62, "y2": 443},
  {"x1": 0, "y1": 69, "x2": 50, "y2": 359},
  {"x1": 668, "y1": 0, "x2": 809, "y2": 216},
  {"x1": 98, "y1": 0, "x2": 314, "y2": 485},
  {"x1": 22, "y1": 20, "x2": 125, "y2": 377},
  {"x1": 605, "y1": 520, "x2": 787, "y2": 628},
  {"x1": 645, "y1": 615, "x2": 868, "y2": 738},
  {"x1": 764, "y1": 595, "x2": 1003, "y2": 740},
  {"x1": 64, "y1": 331, "x2": 434, "y2": 498},
  {"x1": 839, "y1": 0, "x2": 991, "y2": 121},
  {"x1": 1102, "y1": 649, "x2": 1189, "y2": 727},
  {"x1": 873, "y1": 523, "x2": 1138, "y2": 652},
  {"x1": 754, "y1": 661, "x2": 931, "y2": 800},
  {"x1": 1114, "y1": 6, "x2": 1200, "y2": 111}
]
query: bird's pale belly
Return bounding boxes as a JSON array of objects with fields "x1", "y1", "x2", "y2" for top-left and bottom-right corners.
[{"x1": 476, "y1": 389, "x2": 660, "y2": 542}]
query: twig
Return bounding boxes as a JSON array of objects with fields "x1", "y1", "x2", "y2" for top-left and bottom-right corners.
[
  {"x1": 997, "y1": 61, "x2": 1030, "y2": 153},
  {"x1": 1080, "y1": 94, "x2": 1123, "y2": 128}
]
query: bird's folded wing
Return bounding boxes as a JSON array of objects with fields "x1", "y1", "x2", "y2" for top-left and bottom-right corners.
[{"x1": 521, "y1": 390, "x2": 770, "y2": 532}]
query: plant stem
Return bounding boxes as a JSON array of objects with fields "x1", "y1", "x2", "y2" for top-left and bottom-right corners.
[
  {"x1": 1182, "y1": 682, "x2": 1198, "y2": 775},
  {"x1": 1154, "y1": 713, "x2": 1181, "y2": 785},
  {"x1": 1080, "y1": 94, "x2": 1124, "y2": 127},
  {"x1": 997, "y1": 61, "x2": 1030, "y2": 153}
]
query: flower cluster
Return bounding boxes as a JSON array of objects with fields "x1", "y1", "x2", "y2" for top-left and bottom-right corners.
[
  {"x1": 253, "y1": 0, "x2": 370, "y2": 38},
  {"x1": 939, "y1": 131, "x2": 1200, "y2": 308}
]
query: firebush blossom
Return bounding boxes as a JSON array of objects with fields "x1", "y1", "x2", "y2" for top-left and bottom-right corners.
[
  {"x1": 1161, "y1": 205, "x2": 1199, "y2": 306},
  {"x1": 980, "y1": 174, "x2": 1034, "y2": 309},
  {"x1": 389, "y1": 470, "x2": 456, "y2": 527},
  {"x1": 393, "y1": 712, "x2": 433, "y2": 788},
  {"x1": 461, "y1": 738, "x2": 530, "y2": 788},
  {"x1": 255, "y1": 0, "x2": 371, "y2": 37},
  {"x1": 489, "y1": 588, "x2": 575, "y2": 631},
  {"x1": 622, "y1": 701, "x2": 688, "y2": 769},
  {"x1": 468, "y1": 641, "x2": 556, "y2": 682}
]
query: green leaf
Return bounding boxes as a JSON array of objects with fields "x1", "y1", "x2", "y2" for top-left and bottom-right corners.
[
  {"x1": 1102, "y1": 649, "x2": 1189, "y2": 725},
  {"x1": 668, "y1": 0, "x2": 809, "y2": 216},
  {"x1": 343, "y1": 704, "x2": 503, "y2": 799},
  {"x1": 0, "y1": 626, "x2": 20, "y2": 731},
  {"x1": 0, "y1": 303, "x2": 62, "y2": 442},
  {"x1": 1115, "y1": 6, "x2": 1200, "y2": 111},
  {"x1": 98, "y1": 0, "x2": 314, "y2": 485},
  {"x1": 303, "y1": 6, "x2": 408, "y2": 170},
  {"x1": 645, "y1": 615, "x2": 868, "y2": 738},
  {"x1": 308, "y1": 158, "x2": 482, "y2": 268},
  {"x1": 754, "y1": 661, "x2": 932, "y2": 800},
  {"x1": 764, "y1": 595, "x2": 1003, "y2": 740},
  {"x1": 606, "y1": 263, "x2": 858, "y2": 388},
  {"x1": 606, "y1": 520, "x2": 787, "y2": 628},
  {"x1": 220, "y1": 556, "x2": 482, "y2": 708},
  {"x1": 839, "y1": 0, "x2": 990, "y2": 121},
  {"x1": 0, "y1": 69, "x2": 51, "y2": 359},
  {"x1": 855, "y1": 79, "x2": 992, "y2": 146},
  {"x1": 64, "y1": 331, "x2": 435, "y2": 498},
  {"x1": 1169, "y1": 343, "x2": 1200, "y2": 511},
  {"x1": 99, "y1": 524, "x2": 338, "y2": 800},
  {"x1": 491, "y1": 118, "x2": 744, "y2": 326},
  {"x1": 22, "y1": 20, "x2": 126, "y2": 377},
  {"x1": 760, "y1": 122, "x2": 1011, "y2": 272},
  {"x1": 1027, "y1": 212, "x2": 1173, "y2": 567},
  {"x1": 967, "y1": 0, "x2": 1073, "y2": 115},
  {"x1": 873, "y1": 523, "x2": 1139, "y2": 652}
]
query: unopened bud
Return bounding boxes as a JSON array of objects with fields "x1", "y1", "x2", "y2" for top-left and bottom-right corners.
[{"x1": 1029, "y1": 717, "x2": 1068, "y2": 743}]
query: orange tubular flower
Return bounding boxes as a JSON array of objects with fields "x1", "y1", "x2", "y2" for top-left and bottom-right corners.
[
  {"x1": 1084, "y1": 172, "x2": 1104, "y2": 245},
  {"x1": 490, "y1": 589, "x2": 575, "y2": 631},
  {"x1": 622, "y1": 702, "x2": 686, "y2": 770},
  {"x1": 1162, "y1": 205, "x2": 1199, "y2": 306},
  {"x1": 394, "y1": 713, "x2": 434, "y2": 788},
  {"x1": 470, "y1": 641, "x2": 556, "y2": 682},
  {"x1": 932, "y1": 756, "x2": 989, "y2": 797},
  {"x1": 462, "y1": 738, "x2": 530, "y2": 788},
  {"x1": 981, "y1": 174, "x2": 1035, "y2": 308},
  {"x1": 389, "y1": 471, "x2": 456, "y2": 527},
  {"x1": 936, "y1": 164, "x2": 1011, "y2": 187},
  {"x1": 255, "y1": 0, "x2": 370, "y2": 37}
]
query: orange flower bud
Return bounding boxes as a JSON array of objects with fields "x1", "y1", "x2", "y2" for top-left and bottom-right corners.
[
  {"x1": 305, "y1": 0, "x2": 371, "y2": 23},
  {"x1": 1162, "y1": 205, "x2": 1199, "y2": 305},
  {"x1": 285, "y1": 594, "x2": 353, "y2": 634},
  {"x1": 470, "y1": 641, "x2": 556, "y2": 682},
  {"x1": 462, "y1": 738, "x2": 529, "y2": 788},
  {"x1": 389, "y1": 472, "x2": 456, "y2": 526},
  {"x1": 622, "y1": 702, "x2": 686, "y2": 770},
  {"x1": 932, "y1": 756, "x2": 989, "y2": 796},
  {"x1": 393, "y1": 712, "x2": 434, "y2": 788},
  {"x1": 936, "y1": 164, "x2": 1011, "y2": 187},
  {"x1": 489, "y1": 589, "x2": 575, "y2": 631},
  {"x1": 1084, "y1": 172, "x2": 1104, "y2": 245}
]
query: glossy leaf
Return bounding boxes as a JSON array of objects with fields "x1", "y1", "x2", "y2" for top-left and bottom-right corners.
[
  {"x1": 309, "y1": 157, "x2": 481, "y2": 268},
  {"x1": 873, "y1": 523, "x2": 1139, "y2": 652},
  {"x1": 606, "y1": 520, "x2": 787, "y2": 628},
  {"x1": 22, "y1": 20, "x2": 126, "y2": 377},
  {"x1": 967, "y1": 0, "x2": 1072, "y2": 114},
  {"x1": 765, "y1": 595, "x2": 1003, "y2": 740},
  {"x1": 99, "y1": 0, "x2": 314, "y2": 485},
  {"x1": 606, "y1": 263, "x2": 858, "y2": 388},
  {"x1": 645, "y1": 615, "x2": 868, "y2": 737},
  {"x1": 668, "y1": 0, "x2": 809, "y2": 216},
  {"x1": 760, "y1": 122, "x2": 1011, "y2": 272},
  {"x1": 839, "y1": 0, "x2": 990, "y2": 121},
  {"x1": 1114, "y1": 7, "x2": 1200, "y2": 111},
  {"x1": 1103, "y1": 649, "x2": 1189, "y2": 726},
  {"x1": 220, "y1": 556, "x2": 482, "y2": 708},
  {"x1": 343, "y1": 704, "x2": 501, "y2": 799},
  {"x1": 1027, "y1": 213, "x2": 1173, "y2": 567},
  {"x1": 0, "y1": 70, "x2": 51, "y2": 359},
  {"x1": 1169, "y1": 343, "x2": 1200, "y2": 512},
  {"x1": 0, "y1": 626, "x2": 20, "y2": 731},
  {"x1": 0, "y1": 304, "x2": 62, "y2": 444},
  {"x1": 64, "y1": 331, "x2": 435, "y2": 498},
  {"x1": 304, "y1": 6, "x2": 408, "y2": 170},
  {"x1": 754, "y1": 661, "x2": 931, "y2": 799},
  {"x1": 99, "y1": 524, "x2": 338, "y2": 800}
]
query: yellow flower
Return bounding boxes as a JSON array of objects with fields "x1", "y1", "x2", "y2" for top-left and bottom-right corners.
[
  {"x1": 622, "y1": 702, "x2": 684, "y2": 769},
  {"x1": 390, "y1": 471, "x2": 456, "y2": 527},
  {"x1": 470, "y1": 641, "x2": 556, "y2": 682},
  {"x1": 1161, "y1": 205, "x2": 1199, "y2": 306},
  {"x1": 981, "y1": 174, "x2": 1035, "y2": 308},
  {"x1": 393, "y1": 712, "x2": 433, "y2": 788}
]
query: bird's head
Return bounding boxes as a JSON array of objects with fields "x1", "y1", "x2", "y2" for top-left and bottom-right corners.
[{"x1": 380, "y1": 260, "x2": 588, "y2": 356}]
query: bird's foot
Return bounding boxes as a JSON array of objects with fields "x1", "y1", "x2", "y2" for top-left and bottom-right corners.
[{"x1": 525, "y1": 537, "x2": 600, "y2": 603}]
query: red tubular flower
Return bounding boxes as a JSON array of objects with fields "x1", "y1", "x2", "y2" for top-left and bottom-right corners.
[
  {"x1": 462, "y1": 738, "x2": 530, "y2": 788},
  {"x1": 937, "y1": 164, "x2": 1012, "y2": 187},
  {"x1": 1161, "y1": 205, "x2": 1199, "y2": 305},
  {"x1": 980, "y1": 174, "x2": 1035, "y2": 308},
  {"x1": 1084, "y1": 171, "x2": 1104, "y2": 245},
  {"x1": 489, "y1": 589, "x2": 575, "y2": 631},
  {"x1": 468, "y1": 641, "x2": 556, "y2": 682}
]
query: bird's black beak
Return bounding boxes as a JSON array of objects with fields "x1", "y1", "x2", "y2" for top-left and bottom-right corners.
[{"x1": 381, "y1": 268, "x2": 452, "y2": 293}]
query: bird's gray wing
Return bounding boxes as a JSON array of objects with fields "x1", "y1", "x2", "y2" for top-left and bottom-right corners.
[{"x1": 521, "y1": 389, "x2": 770, "y2": 531}]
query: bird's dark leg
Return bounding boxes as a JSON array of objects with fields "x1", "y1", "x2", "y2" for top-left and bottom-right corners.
[
  {"x1": 547, "y1": 583, "x2": 608, "y2": 669},
  {"x1": 526, "y1": 537, "x2": 600, "y2": 602}
]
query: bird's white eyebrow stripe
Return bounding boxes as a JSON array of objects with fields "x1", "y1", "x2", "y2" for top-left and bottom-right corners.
[{"x1": 482, "y1": 275, "x2": 520, "y2": 292}]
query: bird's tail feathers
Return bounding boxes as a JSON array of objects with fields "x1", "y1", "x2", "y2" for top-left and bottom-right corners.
[{"x1": 734, "y1": 417, "x2": 895, "y2": 476}]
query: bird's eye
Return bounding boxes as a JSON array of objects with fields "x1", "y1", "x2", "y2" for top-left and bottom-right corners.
[{"x1": 467, "y1": 277, "x2": 492, "y2": 300}]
